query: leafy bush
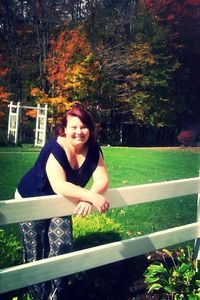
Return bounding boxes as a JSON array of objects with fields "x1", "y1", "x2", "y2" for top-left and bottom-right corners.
[
  {"x1": 177, "y1": 130, "x2": 196, "y2": 147},
  {"x1": 144, "y1": 247, "x2": 200, "y2": 300},
  {"x1": 0, "y1": 228, "x2": 22, "y2": 268}
]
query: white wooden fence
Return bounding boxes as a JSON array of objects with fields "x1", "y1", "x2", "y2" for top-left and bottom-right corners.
[{"x1": 0, "y1": 177, "x2": 200, "y2": 294}]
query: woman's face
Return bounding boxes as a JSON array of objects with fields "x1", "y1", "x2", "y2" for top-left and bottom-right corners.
[{"x1": 65, "y1": 115, "x2": 90, "y2": 147}]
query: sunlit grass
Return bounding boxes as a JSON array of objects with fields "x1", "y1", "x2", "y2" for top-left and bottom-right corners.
[
  {"x1": 0, "y1": 146, "x2": 199, "y2": 245},
  {"x1": 0, "y1": 146, "x2": 200, "y2": 299}
]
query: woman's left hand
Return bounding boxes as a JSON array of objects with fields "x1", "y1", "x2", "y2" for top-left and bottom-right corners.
[{"x1": 74, "y1": 201, "x2": 93, "y2": 217}]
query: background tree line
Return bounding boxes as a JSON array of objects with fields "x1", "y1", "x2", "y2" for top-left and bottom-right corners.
[{"x1": 0, "y1": 0, "x2": 200, "y2": 146}]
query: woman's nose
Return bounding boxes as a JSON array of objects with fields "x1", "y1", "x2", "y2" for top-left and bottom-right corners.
[{"x1": 76, "y1": 127, "x2": 81, "y2": 134}]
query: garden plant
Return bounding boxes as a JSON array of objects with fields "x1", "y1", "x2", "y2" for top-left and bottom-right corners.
[{"x1": 144, "y1": 246, "x2": 200, "y2": 300}]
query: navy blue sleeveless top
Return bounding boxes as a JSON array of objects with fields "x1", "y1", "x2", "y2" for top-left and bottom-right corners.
[{"x1": 18, "y1": 137, "x2": 101, "y2": 198}]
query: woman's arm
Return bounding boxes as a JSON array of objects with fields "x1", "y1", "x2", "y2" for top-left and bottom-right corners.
[
  {"x1": 46, "y1": 153, "x2": 109, "y2": 214},
  {"x1": 75, "y1": 152, "x2": 110, "y2": 216},
  {"x1": 90, "y1": 152, "x2": 109, "y2": 194}
]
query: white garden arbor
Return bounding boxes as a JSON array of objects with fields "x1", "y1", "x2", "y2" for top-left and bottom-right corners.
[{"x1": 7, "y1": 101, "x2": 48, "y2": 147}]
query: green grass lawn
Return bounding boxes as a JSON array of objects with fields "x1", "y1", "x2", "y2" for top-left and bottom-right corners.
[
  {"x1": 0, "y1": 146, "x2": 200, "y2": 299},
  {"x1": 0, "y1": 145, "x2": 199, "y2": 250},
  {"x1": 75, "y1": 146, "x2": 200, "y2": 248}
]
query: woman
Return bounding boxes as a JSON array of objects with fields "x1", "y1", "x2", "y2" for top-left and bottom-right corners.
[{"x1": 16, "y1": 106, "x2": 109, "y2": 300}]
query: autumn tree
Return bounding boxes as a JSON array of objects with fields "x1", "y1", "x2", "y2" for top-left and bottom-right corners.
[
  {"x1": 131, "y1": 6, "x2": 182, "y2": 127},
  {"x1": 0, "y1": 0, "x2": 73, "y2": 103},
  {"x1": 86, "y1": 1, "x2": 181, "y2": 127},
  {"x1": 143, "y1": 0, "x2": 200, "y2": 126},
  {"x1": 46, "y1": 28, "x2": 98, "y2": 100},
  {"x1": 1, "y1": 0, "x2": 199, "y2": 144},
  {"x1": 0, "y1": 55, "x2": 12, "y2": 123},
  {"x1": 31, "y1": 27, "x2": 100, "y2": 125}
]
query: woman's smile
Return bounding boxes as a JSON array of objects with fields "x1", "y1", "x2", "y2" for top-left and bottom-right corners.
[{"x1": 65, "y1": 116, "x2": 90, "y2": 146}]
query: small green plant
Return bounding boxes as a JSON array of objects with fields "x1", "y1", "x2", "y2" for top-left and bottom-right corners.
[
  {"x1": 144, "y1": 246, "x2": 200, "y2": 300},
  {"x1": 0, "y1": 228, "x2": 22, "y2": 268},
  {"x1": 0, "y1": 229, "x2": 30, "y2": 300}
]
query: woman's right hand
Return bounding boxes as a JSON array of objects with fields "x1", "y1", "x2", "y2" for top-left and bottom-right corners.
[{"x1": 74, "y1": 201, "x2": 92, "y2": 217}]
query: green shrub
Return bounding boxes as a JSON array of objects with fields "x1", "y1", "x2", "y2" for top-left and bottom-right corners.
[
  {"x1": 0, "y1": 228, "x2": 22, "y2": 268},
  {"x1": 144, "y1": 246, "x2": 200, "y2": 300}
]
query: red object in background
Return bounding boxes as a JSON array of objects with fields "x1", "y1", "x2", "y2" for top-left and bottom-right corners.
[{"x1": 177, "y1": 129, "x2": 196, "y2": 146}]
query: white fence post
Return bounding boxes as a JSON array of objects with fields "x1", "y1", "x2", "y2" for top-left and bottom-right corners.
[
  {"x1": 35, "y1": 103, "x2": 48, "y2": 147},
  {"x1": 7, "y1": 101, "x2": 20, "y2": 144},
  {"x1": 194, "y1": 170, "x2": 200, "y2": 260},
  {"x1": 7, "y1": 101, "x2": 13, "y2": 140},
  {"x1": 15, "y1": 102, "x2": 20, "y2": 144},
  {"x1": 43, "y1": 104, "x2": 48, "y2": 146},
  {"x1": 34, "y1": 103, "x2": 40, "y2": 146}
]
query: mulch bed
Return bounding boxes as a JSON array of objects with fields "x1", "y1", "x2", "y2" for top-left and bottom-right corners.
[{"x1": 64, "y1": 254, "x2": 161, "y2": 300}]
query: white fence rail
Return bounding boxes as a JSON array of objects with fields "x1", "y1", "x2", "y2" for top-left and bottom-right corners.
[{"x1": 0, "y1": 177, "x2": 200, "y2": 294}]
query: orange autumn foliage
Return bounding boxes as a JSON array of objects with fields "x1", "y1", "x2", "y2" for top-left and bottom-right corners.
[
  {"x1": 25, "y1": 109, "x2": 37, "y2": 118},
  {"x1": 30, "y1": 87, "x2": 75, "y2": 114},
  {"x1": 47, "y1": 28, "x2": 90, "y2": 86},
  {"x1": 31, "y1": 27, "x2": 99, "y2": 123},
  {"x1": 46, "y1": 27, "x2": 99, "y2": 102},
  {"x1": 0, "y1": 55, "x2": 12, "y2": 120}
]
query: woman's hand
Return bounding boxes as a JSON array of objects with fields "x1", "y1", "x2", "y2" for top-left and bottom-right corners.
[
  {"x1": 74, "y1": 201, "x2": 93, "y2": 217},
  {"x1": 74, "y1": 192, "x2": 109, "y2": 216},
  {"x1": 90, "y1": 192, "x2": 109, "y2": 213}
]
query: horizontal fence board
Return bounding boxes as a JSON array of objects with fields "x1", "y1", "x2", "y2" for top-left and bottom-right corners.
[
  {"x1": 0, "y1": 177, "x2": 200, "y2": 225},
  {"x1": 0, "y1": 222, "x2": 199, "y2": 293},
  {"x1": 106, "y1": 177, "x2": 200, "y2": 208}
]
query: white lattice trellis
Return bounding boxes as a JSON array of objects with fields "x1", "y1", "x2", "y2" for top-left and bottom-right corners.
[{"x1": 7, "y1": 101, "x2": 48, "y2": 147}]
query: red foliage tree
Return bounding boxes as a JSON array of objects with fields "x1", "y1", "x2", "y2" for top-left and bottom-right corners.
[
  {"x1": 143, "y1": 0, "x2": 200, "y2": 56},
  {"x1": 0, "y1": 55, "x2": 12, "y2": 121},
  {"x1": 47, "y1": 28, "x2": 90, "y2": 89},
  {"x1": 45, "y1": 27, "x2": 100, "y2": 106},
  {"x1": 143, "y1": 0, "x2": 200, "y2": 123},
  {"x1": 31, "y1": 27, "x2": 100, "y2": 125}
]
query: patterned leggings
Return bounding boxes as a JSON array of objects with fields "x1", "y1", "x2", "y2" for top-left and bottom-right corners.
[{"x1": 16, "y1": 192, "x2": 73, "y2": 300}]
